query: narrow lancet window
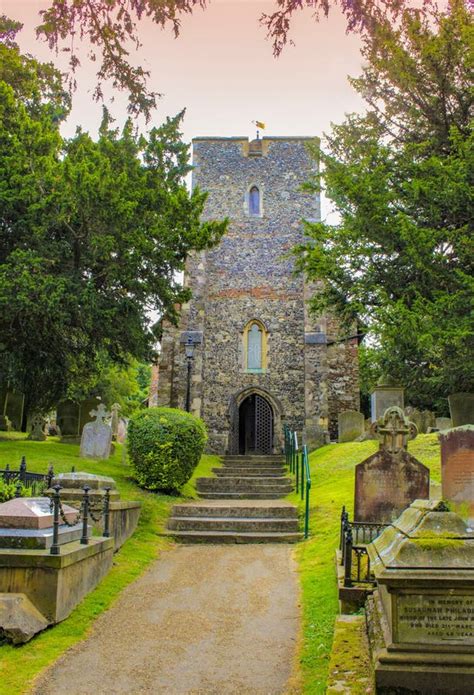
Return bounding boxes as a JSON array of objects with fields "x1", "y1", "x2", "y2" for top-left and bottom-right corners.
[
  {"x1": 249, "y1": 186, "x2": 260, "y2": 216},
  {"x1": 247, "y1": 323, "x2": 262, "y2": 369}
]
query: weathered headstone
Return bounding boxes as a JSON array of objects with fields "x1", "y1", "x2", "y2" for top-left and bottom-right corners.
[
  {"x1": 3, "y1": 390, "x2": 25, "y2": 431},
  {"x1": 405, "y1": 407, "x2": 435, "y2": 434},
  {"x1": 116, "y1": 417, "x2": 128, "y2": 444},
  {"x1": 110, "y1": 403, "x2": 121, "y2": 441},
  {"x1": 435, "y1": 416, "x2": 452, "y2": 431},
  {"x1": 370, "y1": 375, "x2": 404, "y2": 422},
  {"x1": 440, "y1": 425, "x2": 474, "y2": 518},
  {"x1": 354, "y1": 406, "x2": 429, "y2": 522},
  {"x1": 56, "y1": 400, "x2": 80, "y2": 437},
  {"x1": 367, "y1": 499, "x2": 474, "y2": 694},
  {"x1": 80, "y1": 404, "x2": 112, "y2": 459},
  {"x1": 28, "y1": 414, "x2": 47, "y2": 441},
  {"x1": 338, "y1": 410, "x2": 365, "y2": 442},
  {"x1": 448, "y1": 392, "x2": 474, "y2": 427},
  {"x1": 78, "y1": 396, "x2": 102, "y2": 434}
]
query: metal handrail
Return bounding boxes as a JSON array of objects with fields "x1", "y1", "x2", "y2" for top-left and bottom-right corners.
[{"x1": 284, "y1": 426, "x2": 311, "y2": 539}]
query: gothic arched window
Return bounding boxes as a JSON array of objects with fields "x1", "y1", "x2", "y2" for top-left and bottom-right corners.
[
  {"x1": 249, "y1": 186, "x2": 260, "y2": 216},
  {"x1": 243, "y1": 320, "x2": 268, "y2": 372}
]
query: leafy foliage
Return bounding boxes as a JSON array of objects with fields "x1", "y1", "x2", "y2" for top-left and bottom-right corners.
[
  {"x1": 0, "y1": 479, "x2": 30, "y2": 502},
  {"x1": 295, "y1": 0, "x2": 473, "y2": 413},
  {"x1": 128, "y1": 407, "x2": 207, "y2": 492},
  {"x1": 0, "y1": 34, "x2": 227, "y2": 416}
]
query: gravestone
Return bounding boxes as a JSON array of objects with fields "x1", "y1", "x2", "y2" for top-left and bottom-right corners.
[
  {"x1": 440, "y1": 425, "x2": 474, "y2": 518},
  {"x1": 78, "y1": 396, "x2": 102, "y2": 434},
  {"x1": 435, "y1": 416, "x2": 452, "y2": 431},
  {"x1": 367, "y1": 499, "x2": 474, "y2": 694},
  {"x1": 116, "y1": 417, "x2": 128, "y2": 444},
  {"x1": 338, "y1": 410, "x2": 365, "y2": 442},
  {"x1": 3, "y1": 391, "x2": 24, "y2": 431},
  {"x1": 56, "y1": 400, "x2": 80, "y2": 437},
  {"x1": 405, "y1": 407, "x2": 435, "y2": 434},
  {"x1": 370, "y1": 375, "x2": 404, "y2": 422},
  {"x1": 80, "y1": 404, "x2": 112, "y2": 459},
  {"x1": 51, "y1": 471, "x2": 119, "y2": 503},
  {"x1": 110, "y1": 403, "x2": 121, "y2": 441},
  {"x1": 354, "y1": 406, "x2": 429, "y2": 523},
  {"x1": 448, "y1": 392, "x2": 474, "y2": 427},
  {"x1": 28, "y1": 414, "x2": 47, "y2": 441}
]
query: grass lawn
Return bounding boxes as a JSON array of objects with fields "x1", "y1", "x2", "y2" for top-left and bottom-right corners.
[
  {"x1": 0, "y1": 433, "x2": 219, "y2": 695},
  {"x1": 287, "y1": 434, "x2": 441, "y2": 694},
  {"x1": 0, "y1": 432, "x2": 441, "y2": 694}
]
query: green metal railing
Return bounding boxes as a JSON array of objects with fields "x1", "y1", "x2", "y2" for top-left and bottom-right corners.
[{"x1": 284, "y1": 425, "x2": 311, "y2": 538}]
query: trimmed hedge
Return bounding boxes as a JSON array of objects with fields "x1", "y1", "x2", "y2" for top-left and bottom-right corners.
[{"x1": 127, "y1": 407, "x2": 207, "y2": 492}]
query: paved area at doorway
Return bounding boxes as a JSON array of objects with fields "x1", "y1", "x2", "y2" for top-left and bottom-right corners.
[{"x1": 33, "y1": 544, "x2": 300, "y2": 695}]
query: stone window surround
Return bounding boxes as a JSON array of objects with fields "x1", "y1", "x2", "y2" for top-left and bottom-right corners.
[
  {"x1": 242, "y1": 319, "x2": 269, "y2": 373},
  {"x1": 244, "y1": 183, "x2": 264, "y2": 217}
]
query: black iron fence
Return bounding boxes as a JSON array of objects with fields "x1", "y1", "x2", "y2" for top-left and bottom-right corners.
[
  {"x1": 0, "y1": 456, "x2": 55, "y2": 496},
  {"x1": 284, "y1": 425, "x2": 311, "y2": 538},
  {"x1": 339, "y1": 506, "x2": 389, "y2": 588},
  {"x1": 49, "y1": 484, "x2": 112, "y2": 555}
]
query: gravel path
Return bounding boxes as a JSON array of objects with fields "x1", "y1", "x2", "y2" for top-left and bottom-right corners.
[{"x1": 32, "y1": 545, "x2": 300, "y2": 695}]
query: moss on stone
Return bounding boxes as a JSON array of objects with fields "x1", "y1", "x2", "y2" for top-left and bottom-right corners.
[{"x1": 326, "y1": 615, "x2": 374, "y2": 694}]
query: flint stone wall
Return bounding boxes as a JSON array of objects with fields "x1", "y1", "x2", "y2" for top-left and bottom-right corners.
[{"x1": 158, "y1": 137, "x2": 359, "y2": 452}]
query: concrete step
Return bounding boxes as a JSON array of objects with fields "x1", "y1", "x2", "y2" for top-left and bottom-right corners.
[
  {"x1": 165, "y1": 530, "x2": 301, "y2": 543},
  {"x1": 171, "y1": 502, "x2": 298, "y2": 519},
  {"x1": 198, "y1": 491, "x2": 291, "y2": 500},
  {"x1": 213, "y1": 468, "x2": 286, "y2": 477},
  {"x1": 196, "y1": 477, "x2": 292, "y2": 492},
  {"x1": 167, "y1": 516, "x2": 300, "y2": 532}
]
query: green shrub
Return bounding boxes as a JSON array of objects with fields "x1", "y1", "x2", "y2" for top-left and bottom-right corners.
[
  {"x1": 127, "y1": 407, "x2": 207, "y2": 492},
  {"x1": 0, "y1": 479, "x2": 29, "y2": 502}
]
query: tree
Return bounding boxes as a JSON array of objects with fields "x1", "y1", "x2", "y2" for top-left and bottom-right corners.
[
  {"x1": 0, "y1": 29, "x2": 227, "y2": 416},
  {"x1": 295, "y1": 0, "x2": 473, "y2": 413},
  {"x1": 33, "y1": 0, "x2": 414, "y2": 120}
]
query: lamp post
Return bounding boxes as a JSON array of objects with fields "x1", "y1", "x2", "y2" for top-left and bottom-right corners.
[{"x1": 184, "y1": 337, "x2": 195, "y2": 412}]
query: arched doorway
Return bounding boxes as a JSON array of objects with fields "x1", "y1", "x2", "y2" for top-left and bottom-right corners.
[{"x1": 238, "y1": 393, "x2": 273, "y2": 454}]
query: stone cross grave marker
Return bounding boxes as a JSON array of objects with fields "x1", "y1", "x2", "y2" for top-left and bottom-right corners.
[
  {"x1": 80, "y1": 404, "x2": 112, "y2": 460},
  {"x1": 354, "y1": 407, "x2": 429, "y2": 523},
  {"x1": 28, "y1": 414, "x2": 47, "y2": 442}
]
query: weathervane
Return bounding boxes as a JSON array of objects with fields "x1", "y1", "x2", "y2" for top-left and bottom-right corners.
[{"x1": 252, "y1": 120, "x2": 266, "y2": 140}]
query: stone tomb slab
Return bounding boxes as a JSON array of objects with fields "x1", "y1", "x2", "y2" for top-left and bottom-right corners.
[
  {"x1": 354, "y1": 449, "x2": 429, "y2": 523},
  {"x1": 0, "y1": 497, "x2": 78, "y2": 530},
  {"x1": 338, "y1": 410, "x2": 365, "y2": 442},
  {"x1": 0, "y1": 523, "x2": 83, "y2": 550},
  {"x1": 53, "y1": 472, "x2": 116, "y2": 490},
  {"x1": 440, "y1": 425, "x2": 474, "y2": 517}
]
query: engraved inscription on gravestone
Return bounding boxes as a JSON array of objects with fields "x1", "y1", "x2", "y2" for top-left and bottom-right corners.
[
  {"x1": 396, "y1": 594, "x2": 474, "y2": 646},
  {"x1": 440, "y1": 426, "x2": 474, "y2": 516}
]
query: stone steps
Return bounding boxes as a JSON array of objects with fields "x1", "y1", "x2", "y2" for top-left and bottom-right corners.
[
  {"x1": 165, "y1": 455, "x2": 299, "y2": 543},
  {"x1": 168, "y1": 516, "x2": 299, "y2": 532},
  {"x1": 196, "y1": 477, "x2": 293, "y2": 493},
  {"x1": 166, "y1": 530, "x2": 301, "y2": 543},
  {"x1": 171, "y1": 502, "x2": 297, "y2": 518},
  {"x1": 213, "y1": 468, "x2": 286, "y2": 477}
]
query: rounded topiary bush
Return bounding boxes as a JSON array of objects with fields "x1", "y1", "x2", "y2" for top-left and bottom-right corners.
[{"x1": 127, "y1": 407, "x2": 207, "y2": 492}]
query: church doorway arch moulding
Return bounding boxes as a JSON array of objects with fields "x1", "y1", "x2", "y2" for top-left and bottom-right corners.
[{"x1": 227, "y1": 387, "x2": 283, "y2": 455}]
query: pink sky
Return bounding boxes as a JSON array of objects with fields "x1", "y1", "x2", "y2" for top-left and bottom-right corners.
[{"x1": 2, "y1": 0, "x2": 365, "y2": 217}]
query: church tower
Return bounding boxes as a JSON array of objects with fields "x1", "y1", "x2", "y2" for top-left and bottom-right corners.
[{"x1": 157, "y1": 136, "x2": 359, "y2": 453}]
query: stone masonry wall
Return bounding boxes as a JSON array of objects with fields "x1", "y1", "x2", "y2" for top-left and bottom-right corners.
[{"x1": 157, "y1": 136, "x2": 359, "y2": 452}]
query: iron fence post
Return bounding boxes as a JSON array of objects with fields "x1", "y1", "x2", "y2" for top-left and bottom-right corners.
[
  {"x1": 19, "y1": 456, "x2": 26, "y2": 484},
  {"x1": 50, "y1": 484, "x2": 61, "y2": 555},
  {"x1": 80, "y1": 485, "x2": 90, "y2": 545},
  {"x1": 47, "y1": 463, "x2": 54, "y2": 489},
  {"x1": 15, "y1": 482, "x2": 22, "y2": 498}
]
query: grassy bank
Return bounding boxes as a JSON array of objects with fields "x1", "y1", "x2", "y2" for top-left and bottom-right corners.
[
  {"x1": 288, "y1": 434, "x2": 441, "y2": 694},
  {"x1": 0, "y1": 434, "x2": 218, "y2": 695}
]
